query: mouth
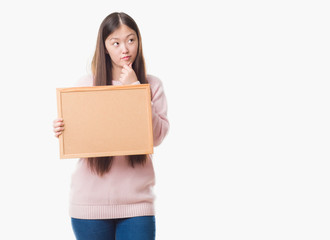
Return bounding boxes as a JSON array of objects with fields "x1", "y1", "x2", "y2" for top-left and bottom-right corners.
[{"x1": 121, "y1": 56, "x2": 131, "y2": 61}]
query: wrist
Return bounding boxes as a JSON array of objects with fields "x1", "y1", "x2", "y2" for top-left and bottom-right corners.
[{"x1": 130, "y1": 81, "x2": 140, "y2": 85}]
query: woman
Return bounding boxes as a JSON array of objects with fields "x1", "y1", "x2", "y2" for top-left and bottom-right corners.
[{"x1": 53, "y1": 12, "x2": 169, "y2": 240}]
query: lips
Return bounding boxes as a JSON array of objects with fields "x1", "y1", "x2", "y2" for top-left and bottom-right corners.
[{"x1": 121, "y1": 56, "x2": 130, "y2": 60}]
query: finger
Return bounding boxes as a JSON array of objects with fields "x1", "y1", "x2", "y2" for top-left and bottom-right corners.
[
  {"x1": 53, "y1": 118, "x2": 63, "y2": 123},
  {"x1": 123, "y1": 64, "x2": 132, "y2": 71},
  {"x1": 54, "y1": 121, "x2": 64, "y2": 126},
  {"x1": 55, "y1": 132, "x2": 62, "y2": 138},
  {"x1": 53, "y1": 127, "x2": 64, "y2": 133},
  {"x1": 121, "y1": 67, "x2": 128, "y2": 74},
  {"x1": 53, "y1": 121, "x2": 64, "y2": 128},
  {"x1": 53, "y1": 120, "x2": 64, "y2": 127}
]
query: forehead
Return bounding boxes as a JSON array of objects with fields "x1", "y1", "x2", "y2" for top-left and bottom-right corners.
[{"x1": 107, "y1": 24, "x2": 137, "y2": 40}]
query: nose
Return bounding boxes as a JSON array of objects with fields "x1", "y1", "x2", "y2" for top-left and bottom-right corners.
[{"x1": 122, "y1": 43, "x2": 128, "y2": 53}]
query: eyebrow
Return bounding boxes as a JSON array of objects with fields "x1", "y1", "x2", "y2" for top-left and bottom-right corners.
[{"x1": 109, "y1": 33, "x2": 136, "y2": 41}]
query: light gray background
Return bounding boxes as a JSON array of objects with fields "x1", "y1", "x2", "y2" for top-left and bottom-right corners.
[{"x1": 0, "y1": 0, "x2": 329, "y2": 239}]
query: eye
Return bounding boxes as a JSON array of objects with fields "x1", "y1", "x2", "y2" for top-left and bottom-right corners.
[
  {"x1": 113, "y1": 42, "x2": 119, "y2": 46},
  {"x1": 128, "y1": 38, "x2": 134, "y2": 43}
]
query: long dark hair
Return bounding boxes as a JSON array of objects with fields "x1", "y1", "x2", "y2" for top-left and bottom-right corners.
[{"x1": 89, "y1": 12, "x2": 148, "y2": 176}]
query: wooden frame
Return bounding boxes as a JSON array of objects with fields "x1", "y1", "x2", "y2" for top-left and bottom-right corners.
[{"x1": 56, "y1": 84, "x2": 153, "y2": 159}]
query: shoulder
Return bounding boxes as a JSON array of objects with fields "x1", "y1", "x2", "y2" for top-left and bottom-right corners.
[
  {"x1": 74, "y1": 74, "x2": 94, "y2": 87},
  {"x1": 147, "y1": 74, "x2": 162, "y2": 85},
  {"x1": 146, "y1": 74, "x2": 164, "y2": 92},
  {"x1": 146, "y1": 74, "x2": 167, "y2": 101}
]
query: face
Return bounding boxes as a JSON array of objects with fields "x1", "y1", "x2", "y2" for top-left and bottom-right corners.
[{"x1": 105, "y1": 24, "x2": 138, "y2": 69}]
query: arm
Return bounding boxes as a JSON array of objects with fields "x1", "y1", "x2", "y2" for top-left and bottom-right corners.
[
  {"x1": 149, "y1": 76, "x2": 170, "y2": 146},
  {"x1": 124, "y1": 75, "x2": 169, "y2": 146}
]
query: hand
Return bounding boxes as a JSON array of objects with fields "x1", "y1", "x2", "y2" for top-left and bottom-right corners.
[
  {"x1": 119, "y1": 63, "x2": 138, "y2": 85},
  {"x1": 53, "y1": 118, "x2": 64, "y2": 138}
]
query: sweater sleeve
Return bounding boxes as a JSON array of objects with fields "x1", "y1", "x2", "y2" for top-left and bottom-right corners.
[{"x1": 148, "y1": 76, "x2": 170, "y2": 147}]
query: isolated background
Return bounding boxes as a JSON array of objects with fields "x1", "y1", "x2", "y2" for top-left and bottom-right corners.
[{"x1": 0, "y1": 0, "x2": 329, "y2": 239}]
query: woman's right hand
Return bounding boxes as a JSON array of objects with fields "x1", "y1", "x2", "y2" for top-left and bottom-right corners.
[{"x1": 53, "y1": 118, "x2": 64, "y2": 138}]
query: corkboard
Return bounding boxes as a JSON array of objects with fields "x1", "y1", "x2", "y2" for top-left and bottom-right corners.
[{"x1": 56, "y1": 84, "x2": 153, "y2": 159}]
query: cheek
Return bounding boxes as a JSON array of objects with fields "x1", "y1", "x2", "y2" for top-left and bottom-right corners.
[
  {"x1": 130, "y1": 45, "x2": 138, "y2": 58},
  {"x1": 104, "y1": 43, "x2": 111, "y2": 54},
  {"x1": 108, "y1": 49, "x2": 121, "y2": 61}
]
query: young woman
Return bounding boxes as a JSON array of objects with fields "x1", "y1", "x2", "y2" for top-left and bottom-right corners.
[{"x1": 53, "y1": 12, "x2": 169, "y2": 240}]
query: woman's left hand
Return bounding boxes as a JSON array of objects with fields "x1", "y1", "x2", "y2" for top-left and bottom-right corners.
[{"x1": 119, "y1": 63, "x2": 138, "y2": 85}]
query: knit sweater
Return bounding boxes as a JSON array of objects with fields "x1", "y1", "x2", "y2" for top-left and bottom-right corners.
[{"x1": 69, "y1": 74, "x2": 169, "y2": 219}]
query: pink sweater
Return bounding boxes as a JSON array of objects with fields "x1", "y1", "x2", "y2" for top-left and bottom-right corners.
[{"x1": 69, "y1": 74, "x2": 169, "y2": 219}]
